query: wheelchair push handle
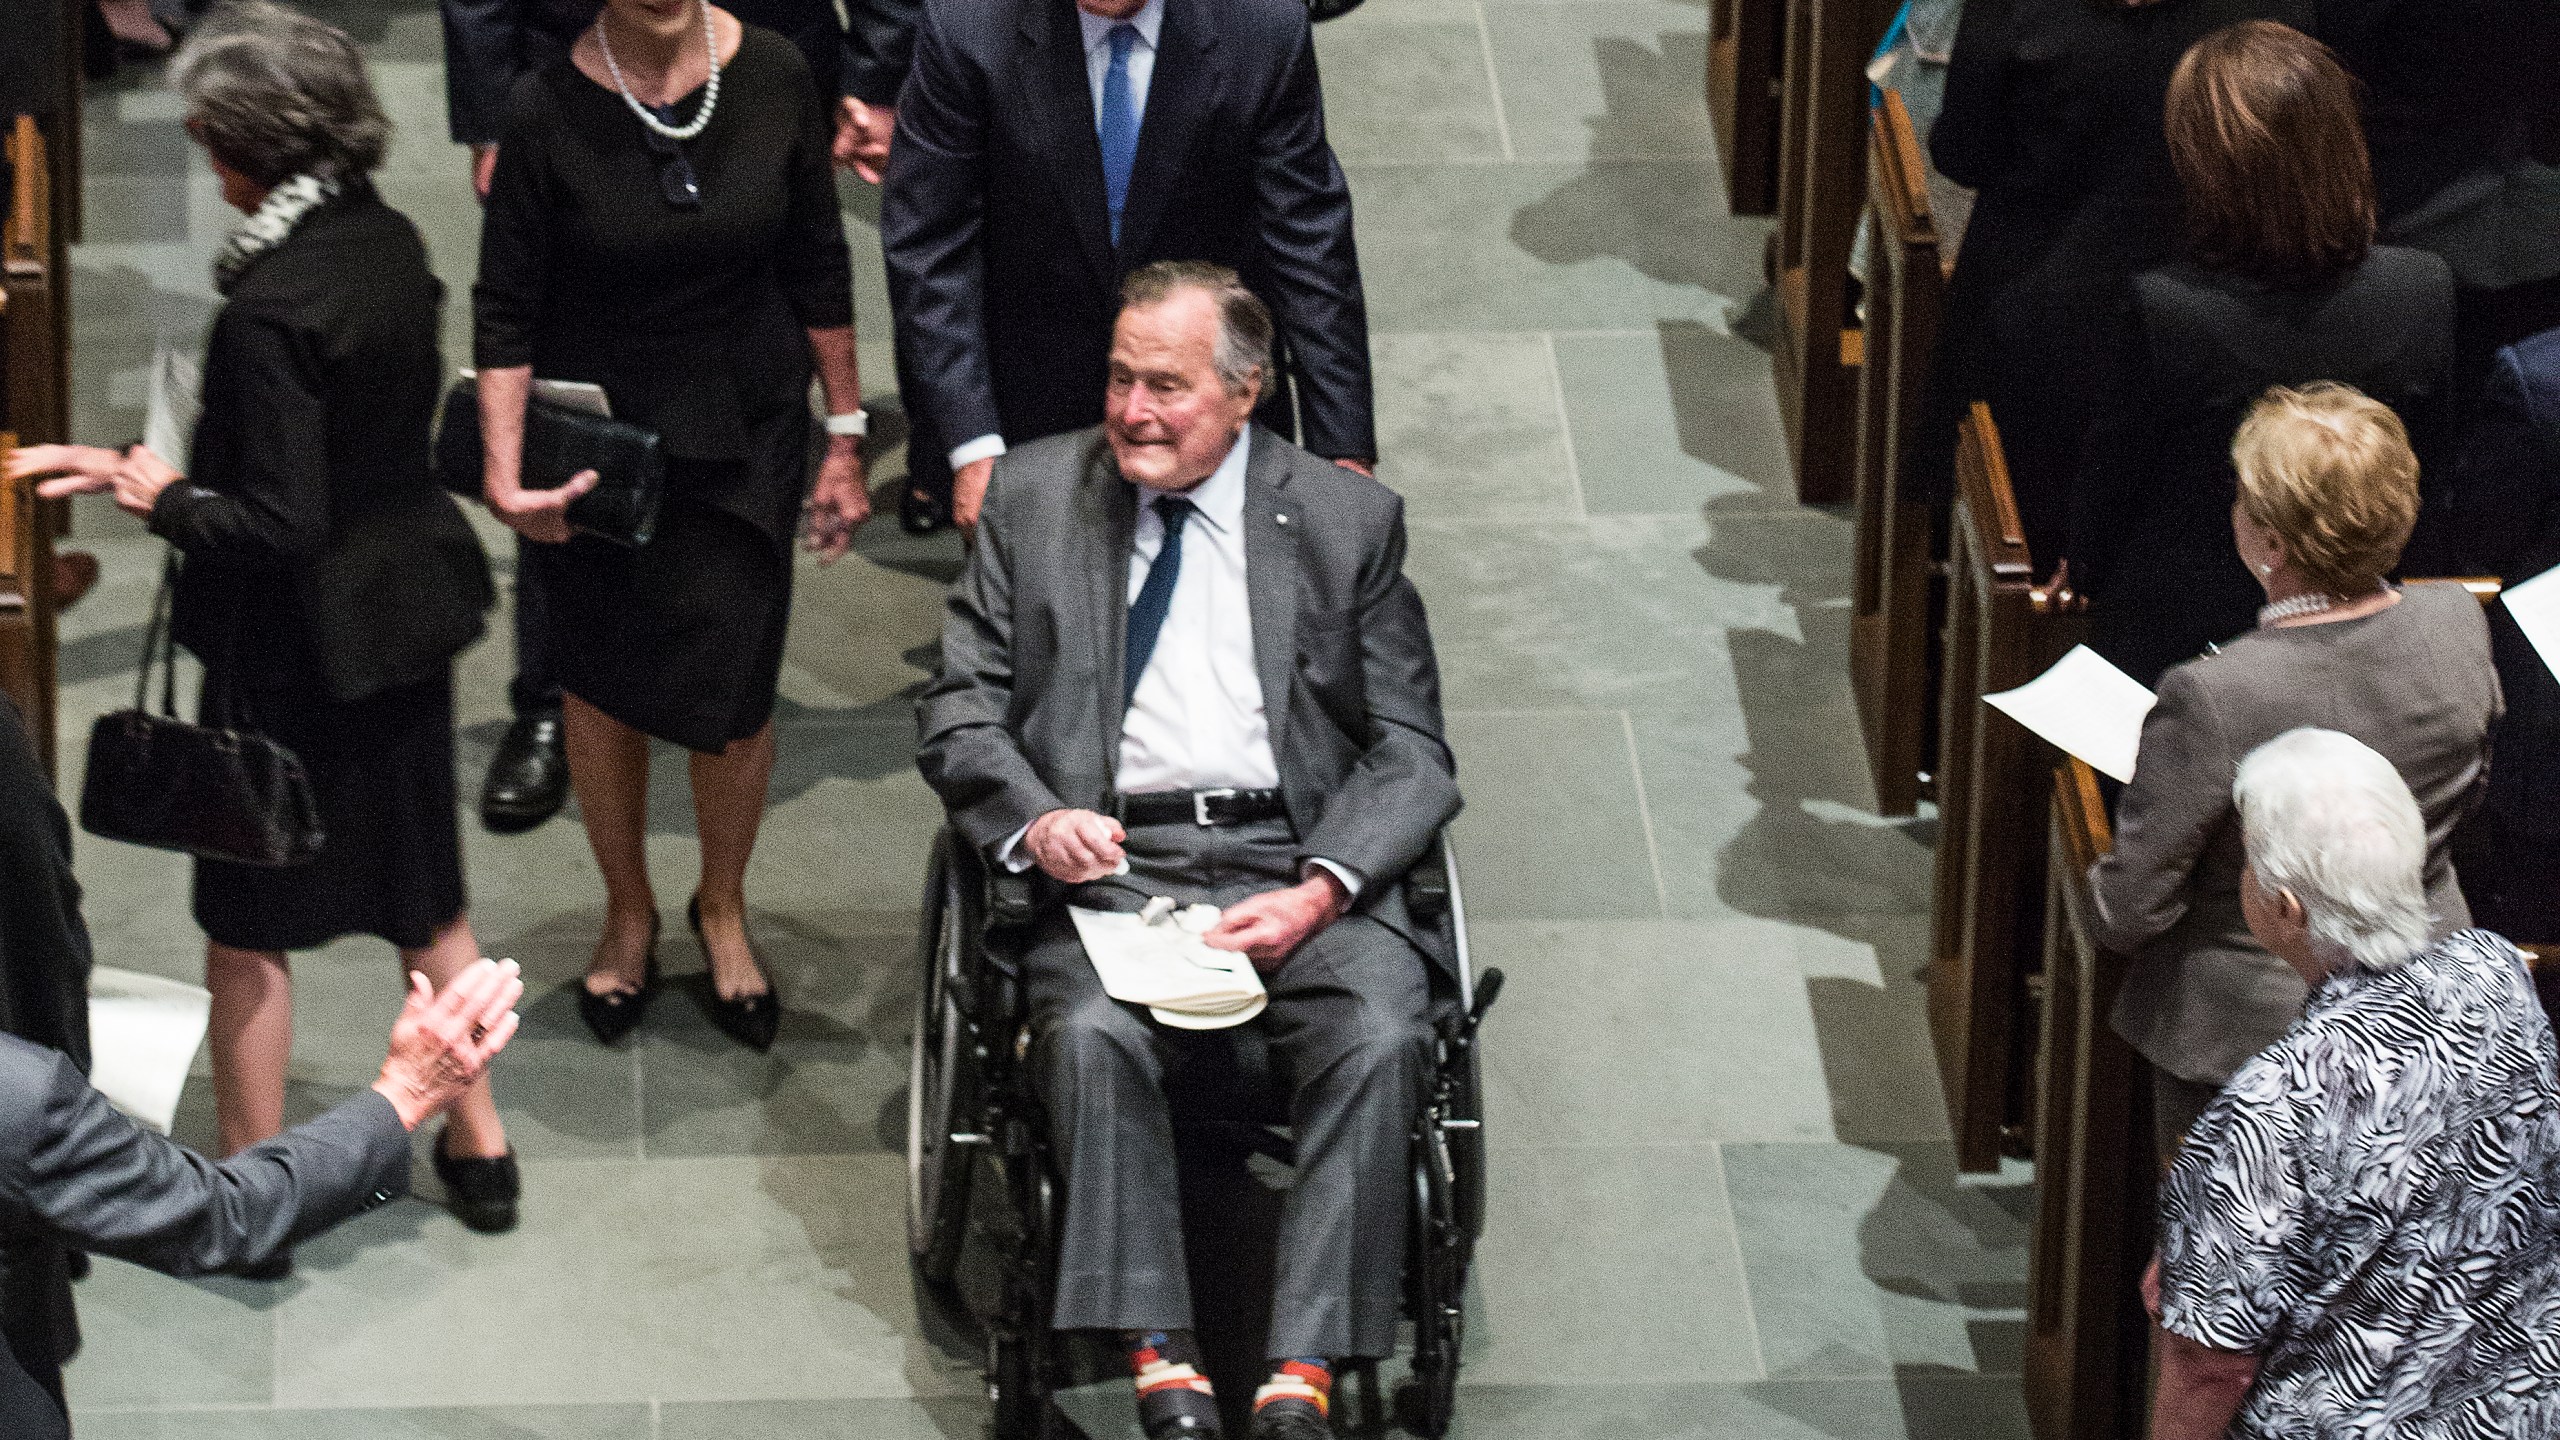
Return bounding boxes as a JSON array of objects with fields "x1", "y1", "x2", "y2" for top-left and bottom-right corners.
[{"x1": 1464, "y1": 967, "x2": 1503, "y2": 1034}]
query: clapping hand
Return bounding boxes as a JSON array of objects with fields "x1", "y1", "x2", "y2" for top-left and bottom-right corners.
[{"x1": 370, "y1": 958, "x2": 525, "y2": 1133}]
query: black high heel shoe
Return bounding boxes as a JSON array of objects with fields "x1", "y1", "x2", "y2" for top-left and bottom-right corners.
[
  {"x1": 577, "y1": 912, "x2": 662, "y2": 1046},
  {"x1": 688, "y1": 896, "x2": 779, "y2": 1052}
]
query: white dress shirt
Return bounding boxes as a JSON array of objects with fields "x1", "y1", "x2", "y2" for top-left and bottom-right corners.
[
  {"x1": 999, "y1": 428, "x2": 1362, "y2": 895},
  {"x1": 946, "y1": 0, "x2": 1166, "y2": 474}
]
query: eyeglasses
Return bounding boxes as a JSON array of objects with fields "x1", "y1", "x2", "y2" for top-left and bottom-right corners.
[{"x1": 638, "y1": 107, "x2": 702, "y2": 211}]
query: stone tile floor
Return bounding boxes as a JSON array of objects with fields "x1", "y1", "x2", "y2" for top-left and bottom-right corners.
[{"x1": 54, "y1": 0, "x2": 2034, "y2": 1432}]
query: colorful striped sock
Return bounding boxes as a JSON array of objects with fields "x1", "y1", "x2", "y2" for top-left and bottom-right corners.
[
  {"x1": 1126, "y1": 1330, "x2": 1221, "y2": 1439},
  {"x1": 1249, "y1": 1358, "x2": 1331, "y2": 1436}
]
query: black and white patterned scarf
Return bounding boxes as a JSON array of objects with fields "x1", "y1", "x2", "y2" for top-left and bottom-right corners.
[{"x1": 210, "y1": 172, "x2": 340, "y2": 295}]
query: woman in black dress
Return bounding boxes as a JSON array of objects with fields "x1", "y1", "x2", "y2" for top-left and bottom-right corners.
[
  {"x1": 472, "y1": 0, "x2": 868, "y2": 1051},
  {"x1": 12, "y1": 1, "x2": 520, "y2": 1237},
  {"x1": 1916, "y1": 0, "x2": 2315, "y2": 566},
  {"x1": 2069, "y1": 21, "x2": 2455, "y2": 688}
]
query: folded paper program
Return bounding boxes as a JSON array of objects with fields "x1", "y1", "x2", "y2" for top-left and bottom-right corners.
[
  {"x1": 88, "y1": 966, "x2": 215, "y2": 1134},
  {"x1": 1069, "y1": 900, "x2": 1268, "y2": 1030}
]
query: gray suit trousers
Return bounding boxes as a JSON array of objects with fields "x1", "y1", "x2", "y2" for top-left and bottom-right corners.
[{"x1": 1025, "y1": 816, "x2": 1430, "y2": 1360}]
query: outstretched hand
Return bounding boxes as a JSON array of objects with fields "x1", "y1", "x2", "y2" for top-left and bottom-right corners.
[
  {"x1": 16, "y1": 443, "x2": 182, "y2": 519},
  {"x1": 371, "y1": 958, "x2": 525, "y2": 1132},
  {"x1": 1203, "y1": 874, "x2": 1347, "y2": 973}
]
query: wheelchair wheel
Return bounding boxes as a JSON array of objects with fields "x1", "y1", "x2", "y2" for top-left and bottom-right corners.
[
  {"x1": 907, "y1": 835, "x2": 978, "y2": 1285},
  {"x1": 1396, "y1": 1141, "x2": 1466, "y2": 1438}
]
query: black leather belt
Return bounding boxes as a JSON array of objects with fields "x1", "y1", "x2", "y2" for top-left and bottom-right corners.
[{"x1": 1115, "y1": 787, "x2": 1288, "y2": 828}]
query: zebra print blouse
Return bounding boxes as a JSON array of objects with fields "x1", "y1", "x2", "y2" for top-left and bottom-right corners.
[{"x1": 2156, "y1": 929, "x2": 2560, "y2": 1438}]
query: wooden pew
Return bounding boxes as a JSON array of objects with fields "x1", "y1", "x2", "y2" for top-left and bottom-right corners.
[
  {"x1": 2024, "y1": 755, "x2": 2152, "y2": 1440},
  {"x1": 1930, "y1": 402, "x2": 2081, "y2": 1172},
  {"x1": 1707, "y1": 0, "x2": 1786, "y2": 216},
  {"x1": 0, "y1": 116, "x2": 63, "y2": 772},
  {"x1": 1768, "y1": 0, "x2": 1897, "y2": 504},
  {"x1": 1848, "y1": 89, "x2": 1946, "y2": 818}
]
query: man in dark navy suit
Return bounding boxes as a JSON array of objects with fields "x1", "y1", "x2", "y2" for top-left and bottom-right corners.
[{"x1": 880, "y1": 0, "x2": 1376, "y2": 535}]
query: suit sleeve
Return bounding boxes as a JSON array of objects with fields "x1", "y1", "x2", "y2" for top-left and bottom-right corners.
[
  {"x1": 2405, "y1": 346, "x2": 2553, "y2": 578},
  {"x1": 1249, "y1": 14, "x2": 1375, "y2": 464},
  {"x1": 842, "y1": 0, "x2": 923, "y2": 105},
  {"x1": 2091, "y1": 665, "x2": 2232, "y2": 956},
  {"x1": 916, "y1": 462, "x2": 1068, "y2": 851},
  {"x1": 439, "y1": 0, "x2": 533, "y2": 146},
  {"x1": 1928, "y1": 0, "x2": 2014, "y2": 190},
  {"x1": 880, "y1": 3, "x2": 1004, "y2": 454},
  {"x1": 0, "y1": 1047, "x2": 410, "y2": 1278},
  {"x1": 1299, "y1": 493, "x2": 1461, "y2": 883},
  {"x1": 146, "y1": 313, "x2": 331, "y2": 565}
]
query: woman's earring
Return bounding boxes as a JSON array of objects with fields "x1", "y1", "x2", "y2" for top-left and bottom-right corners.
[{"x1": 2254, "y1": 562, "x2": 2274, "y2": 577}]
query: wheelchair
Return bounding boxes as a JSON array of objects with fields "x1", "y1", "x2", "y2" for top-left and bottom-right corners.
[{"x1": 906, "y1": 824, "x2": 1501, "y2": 1438}]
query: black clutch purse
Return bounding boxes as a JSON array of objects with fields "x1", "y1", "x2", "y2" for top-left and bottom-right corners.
[
  {"x1": 434, "y1": 376, "x2": 665, "y2": 548},
  {"x1": 80, "y1": 560, "x2": 324, "y2": 869}
]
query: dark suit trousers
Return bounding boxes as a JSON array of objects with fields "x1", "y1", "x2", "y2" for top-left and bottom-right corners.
[{"x1": 1025, "y1": 816, "x2": 1428, "y2": 1360}]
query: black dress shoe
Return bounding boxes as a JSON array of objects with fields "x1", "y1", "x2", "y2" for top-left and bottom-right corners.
[
  {"x1": 1246, "y1": 1404, "x2": 1328, "y2": 1440},
  {"x1": 689, "y1": 896, "x2": 780, "y2": 1052},
  {"x1": 577, "y1": 914, "x2": 662, "y2": 1046},
  {"x1": 898, "y1": 486, "x2": 948, "y2": 536},
  {"x1": 481, "y1": 708, "x2": 569, "y2": 834},
  {"x1": 433, "y1": 1130, "x2": 522, "y2": 1234}
]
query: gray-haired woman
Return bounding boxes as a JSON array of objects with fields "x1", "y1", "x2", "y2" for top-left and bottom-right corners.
[
  {"x1": 9, "y1": 0, "x2": 521, "y2": 1248},
  {"x1": 2143, "y1": 728, "x2": 2560, "y2": 1440}
]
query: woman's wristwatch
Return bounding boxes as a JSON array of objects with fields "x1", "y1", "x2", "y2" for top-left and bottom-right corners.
[{"x1": 823, "y1": 409, "x2": 868, "y2": 438}]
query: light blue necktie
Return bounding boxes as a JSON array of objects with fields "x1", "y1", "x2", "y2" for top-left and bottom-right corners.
[
  {"x1": 1098, "y1": 23, "x2": 1140, "y2": 245},
  {"x1": 1124, "y1": 496, "x2": 1192, "y2": 709}
]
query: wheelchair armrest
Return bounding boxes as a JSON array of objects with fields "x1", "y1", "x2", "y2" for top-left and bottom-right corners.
[
  {"x1": 981, "y1": 863, "x2": 1043, "y2": 976},
  {"x1": 1405, "y1": 833, "x2": 1453, "y2": 928}
]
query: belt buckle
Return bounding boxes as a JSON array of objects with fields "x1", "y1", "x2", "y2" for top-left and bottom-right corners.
[{"x1": 1192, "y1": 788, "x2": 1238, "y2": 826}]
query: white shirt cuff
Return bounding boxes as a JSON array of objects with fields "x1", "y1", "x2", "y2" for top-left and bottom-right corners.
[
  {"x1": 947, "y1": 434, "x2": 1008, "y2": 472},
  {"x1": 996, "y1": 822, "x2": 1036, "y2": 873},
  {"x1": 1304, "y1": 858, "x2": 1365, "y2": 898}
]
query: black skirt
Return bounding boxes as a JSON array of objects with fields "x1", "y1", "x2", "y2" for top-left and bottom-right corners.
[
  {"x1": 193, "y1": 672, "x2": 466, "y2": 953},
  {"x1": 524, "y1": 411, "x2": 806, "y2": 754}
]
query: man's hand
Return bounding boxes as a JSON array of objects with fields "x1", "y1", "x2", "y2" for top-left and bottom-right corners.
[
  {"x1": 470, "y1": 143, "x2": 499, "y2": 201},
  {"x1": 1026, "y1": 807, "x2": 1127, "y2": 884},
  {"x1": 487, "y1": 469, "x2": 599, "y2": 545},
  {"x1": 1204, "y1": 872, "x2": 1347, "y2": 973},
  {"x1": 835, "y1": 97, "x2": 897, "y2": 183},
  {"x1": 1332, "y1": 458, "x2": 1374, "y2": 479},
  {"x1": 370, "y1": 958, "x2": 525, "y2": 1132},
  {"x1": 953, "y1": 455, "x2": 996, "y2": 536},
  {"x1": 804, "y1": 436, "x2": 871, "y2": 563}
]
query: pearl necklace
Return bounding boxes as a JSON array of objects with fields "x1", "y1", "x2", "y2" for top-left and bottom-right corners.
[
  {"x1": 599, "y1": 0, "x2": 720, "y2": 142},
  {"x1": 2258, "y1": 583, "x2": 2391, "y2": 628}
]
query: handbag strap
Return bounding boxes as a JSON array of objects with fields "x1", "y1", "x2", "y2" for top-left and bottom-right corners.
[{"x1": 133, "y1": 552, "x2": 180, "y2": 718}]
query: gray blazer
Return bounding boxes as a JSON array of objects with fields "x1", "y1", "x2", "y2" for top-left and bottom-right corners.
[
  {"x1": 0, "y1": 1034, "x2": 411, "y2": 1439},
  {"x1": 917, "y1": 424, "x2": 1460, "y2": 961},
  {"x1": 2097, "y1": 582, "x2": 2502, "y2": 1085}
]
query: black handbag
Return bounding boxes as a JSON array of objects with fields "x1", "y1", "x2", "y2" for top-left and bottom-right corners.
[
  {"x1": 434, "y1": 376, "x2": 665, "y2": 549},
  {"x1": 78, "y1": 559, "x2": 324, "y2": 868}
]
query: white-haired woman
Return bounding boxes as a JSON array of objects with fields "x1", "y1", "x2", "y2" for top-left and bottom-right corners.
[
  {"x1": 7, "y1": 1, "x2": 520, "y2": 1246},
  {"x1": 2092, "y1": 382, "x2": 2501, "y2": 1159},
  {"x1": 2143, "y1": 727, "x2": 2560, "y2": 1440}
]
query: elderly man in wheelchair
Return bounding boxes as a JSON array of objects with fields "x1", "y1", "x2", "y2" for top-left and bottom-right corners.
[{"x1": 917, "y1": 262, "x2": 1482, "y2": 1440}]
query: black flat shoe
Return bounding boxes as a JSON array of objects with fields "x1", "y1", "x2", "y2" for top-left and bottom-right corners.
[
  {"x1": 689, "y1": 896, "x2": 779, "y2": 1052},
  {"x1": 433, "y1": 1130, "x2": 521, "y2": 1234},
  {"x1": 481, "y1": 707, "x2": 569, "y2": 834},
  {"x1": 577, "y1": 913, "x2": 662, "y2": 1046}
]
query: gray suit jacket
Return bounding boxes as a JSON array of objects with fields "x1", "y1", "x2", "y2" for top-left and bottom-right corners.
[
  {"x1": 0, "y1": 1034, "x2": 412, "y2": 1437},
  {"x1": 917, "y1": 424, "x2": 1459, "y2": 960},
  {"x1": 2096, "y1": 582, "x2": 2502, "y2": 1085}
]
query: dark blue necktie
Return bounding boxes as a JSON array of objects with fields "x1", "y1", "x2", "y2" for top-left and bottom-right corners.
[
  {"x1": 1124, "y1": 496, "x2": 1193, "y2": 708},
  {"x1": 1098, "y1": 23, "x2": 1141, "y2": 244}
]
